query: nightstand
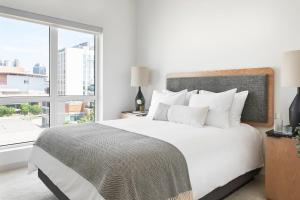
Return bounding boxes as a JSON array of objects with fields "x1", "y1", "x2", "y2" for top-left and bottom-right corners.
[
  {"x1": 120, "y1": 111, "x2": 148, "y2": 119},
  {"x1": 265, "y1": 130, "x2": 300, "y2": 200}
]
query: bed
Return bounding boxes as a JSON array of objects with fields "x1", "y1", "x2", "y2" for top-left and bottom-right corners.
[{"x1": 29, "y1": 67, "x2": 274, "y2": 200}]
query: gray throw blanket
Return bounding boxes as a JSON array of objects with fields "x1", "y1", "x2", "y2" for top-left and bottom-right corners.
[{"x1": 35, "y1": 123, "x2": 192, "y2": 200}]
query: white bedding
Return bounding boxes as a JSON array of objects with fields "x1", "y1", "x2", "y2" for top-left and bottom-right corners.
[{"x1": 29, "y1": 118, "x2": 263, "y2": 200}]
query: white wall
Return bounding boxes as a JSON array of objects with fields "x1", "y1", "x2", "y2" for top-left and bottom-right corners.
[
  {"x1": 0, "y1": 0, "x2": 137, "y2": 120},
  {"x1": 136, "y1": 0, "x2": 300, "y2": 121},
  {"x1": 0, "y1": 146, "x2": 32, "y2": 172}
]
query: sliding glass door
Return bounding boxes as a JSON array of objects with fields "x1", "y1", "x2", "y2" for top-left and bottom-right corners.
[{"x1": 0, "y1": 15, "x2": 100, "y2": 147}]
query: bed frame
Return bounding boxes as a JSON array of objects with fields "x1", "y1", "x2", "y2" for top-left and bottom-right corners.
[
  {"x1": 38, "y1": 168, "x2": 261, "y2": 200},
  {"x1": 38, "y1": 67, "x2": 274, "y2": 200}
]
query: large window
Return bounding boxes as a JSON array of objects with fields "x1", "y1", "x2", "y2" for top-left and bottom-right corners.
[{"x1": 0, "y1": 15, "x2": 100, "y2": 147}]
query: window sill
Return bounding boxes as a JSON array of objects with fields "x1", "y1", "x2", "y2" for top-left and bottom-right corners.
[{"x1": 0, "y1": 142, "x2": 34, "y2": 151}]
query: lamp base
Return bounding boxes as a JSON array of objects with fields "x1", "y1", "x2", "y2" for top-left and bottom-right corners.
[
  {"x1": 135, "y1": 86, "x2": 145, "y2": 112},
  {"x1": 289, "y1": 87, "x2": 300, "y2": 128}
]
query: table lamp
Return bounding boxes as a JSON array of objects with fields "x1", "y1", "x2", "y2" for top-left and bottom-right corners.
[
  {"x1": 131, "y1": 66, "x2": 150, "y2": 112},
  {"x1": 282, "y1": 50, "x2": 300, "y2": 128}
]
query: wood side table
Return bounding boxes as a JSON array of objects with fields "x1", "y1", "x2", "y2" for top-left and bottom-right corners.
[{"x1": 265, "y1": 131, "x2": 300, "y2": 200}]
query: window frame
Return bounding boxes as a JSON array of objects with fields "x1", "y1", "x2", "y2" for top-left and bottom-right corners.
[{"x1": 0, "y1": 7, "x2": 102, "y2": 148}]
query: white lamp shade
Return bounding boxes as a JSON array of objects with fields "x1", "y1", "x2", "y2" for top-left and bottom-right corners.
[
  {"x1": 131, "y1": 66, "x2": 150, "y2": 87},
  {"x1": 282, "y1": 50, "x2": 300, "y2": 87}
]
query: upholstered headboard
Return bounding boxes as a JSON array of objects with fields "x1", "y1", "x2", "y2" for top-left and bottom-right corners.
[{"x1": 166, "y1": 68, "x2": 274, "y2": 127}]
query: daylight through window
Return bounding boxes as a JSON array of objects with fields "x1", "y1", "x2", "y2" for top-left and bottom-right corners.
[{"x1": 0, "y1": 16, "x2": 100, "y2": 147}]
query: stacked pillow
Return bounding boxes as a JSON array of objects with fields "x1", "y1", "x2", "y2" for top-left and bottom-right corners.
[
  {"x1": 199, "y1": 90, "x2": 249, "y2": 127},
  {"x1": 153, "y1": 103, "x2": 209, "y2": 127},
  {"x1": 189, "y1": 89, "x2": 236, "y2": 128},
  {"x1": 162, "y1": 89, "x2": 198, "y2": 105},
  {"x1": 147, "y1": 90, "x2": 187, "y2": 119},
  {"x1": 148, "y1": 88, "x2": 248, "y2": 128},
  {"x1": 147, "y1": 89, "x2": 197, "y2": 119}
]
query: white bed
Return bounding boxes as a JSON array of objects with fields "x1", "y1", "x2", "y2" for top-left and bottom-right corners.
[{"x1": 29, "y1": 118, "x2": 263, "y2": 200}]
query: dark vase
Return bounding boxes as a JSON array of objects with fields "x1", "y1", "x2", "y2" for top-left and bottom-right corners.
[
  {"x1": 135, "y1": 86, "x2": 145, "y2": 111},
  {"x1": 289, "y1": 87, "x2": 300, "y2": 129}
]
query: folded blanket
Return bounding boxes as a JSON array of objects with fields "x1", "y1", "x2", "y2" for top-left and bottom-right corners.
[{"x1": 35, "y1": 123, "x2": 192, "y2": 200}]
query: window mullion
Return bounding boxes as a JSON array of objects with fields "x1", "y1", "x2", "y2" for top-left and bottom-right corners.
[
  {"x1": 49, "y1": 27, "x2": 58, "y2": 127},
  {"x1": 95, "y1": 34, "x2": 102, "y2": 121}
]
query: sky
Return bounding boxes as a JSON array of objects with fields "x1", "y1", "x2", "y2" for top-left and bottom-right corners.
[{"x1": 0, "y1": 16, "x2": 94, "y2": 74}]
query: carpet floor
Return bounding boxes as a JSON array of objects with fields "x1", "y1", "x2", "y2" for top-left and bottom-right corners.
[{"x1": 0, "y1": 167, "x2": 266, "y2": 200}]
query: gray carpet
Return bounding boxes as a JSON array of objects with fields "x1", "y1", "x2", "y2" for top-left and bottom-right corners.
[{"x1": 0, "y1": 168, "x2": 266, "y2": 200}]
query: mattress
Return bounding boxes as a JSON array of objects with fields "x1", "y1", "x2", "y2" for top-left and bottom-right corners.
[{"x1": 29, "y1": 118, "x2": 264, "y2": 200}]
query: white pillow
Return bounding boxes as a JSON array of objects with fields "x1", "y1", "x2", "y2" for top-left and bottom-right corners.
[
  {"x1": 153, "y1": 103, "x2": 170, "y2": 121},
  {"x1": 163, "y1": 89, "x2": 198, "y2": 105},
  {"x1": 167, "y1": 105, "x2": 209, "y2": 127},
  {"x1": 200, "y1": 90, "x2": 248, "y2": 126},
  {"x1": 189, "y1": 89, "x2": 237, "y2": 128},
  {"x1": 147, "y1": 90, "x2": 187, "y2": 119}
]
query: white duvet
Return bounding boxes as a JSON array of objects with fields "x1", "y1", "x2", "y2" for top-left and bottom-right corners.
[{"x1": 29, "y1": 118, "x2": 263, "y2": 200}]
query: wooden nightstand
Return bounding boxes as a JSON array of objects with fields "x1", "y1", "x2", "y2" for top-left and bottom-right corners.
[
  {"x1": 120, "y1": 111, "x2": 148, "y2": 119},
  {"x1": 265, "y1": 131, "x2": 300, "y2": 200}
]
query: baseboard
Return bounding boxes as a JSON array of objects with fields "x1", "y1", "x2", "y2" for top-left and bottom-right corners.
[{"x1": 0, "y1": 161, "x2": 27, "y2": 172}]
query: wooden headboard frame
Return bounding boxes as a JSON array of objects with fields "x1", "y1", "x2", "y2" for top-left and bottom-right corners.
[{"x1": 167, "y1": 67, "x2": 274, "y2": 127}]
